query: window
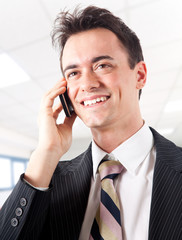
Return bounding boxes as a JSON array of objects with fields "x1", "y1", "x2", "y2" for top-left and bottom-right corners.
[
  {"x1": 0, "y1": 158, "x2": 11, "y2": 189},
  {"x1": 0, "y1": 155, "x2": 28, "y2": 190}
]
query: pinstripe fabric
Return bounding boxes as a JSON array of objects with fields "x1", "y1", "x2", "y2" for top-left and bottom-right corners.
[
  {"x1": 149, "y1": 128, "x2": 182, "y2": 240},
  {"x1": 47, "y1": 149, "x2": 93, "y2": 240},
  {"x1": 0, "y1": 145, "x2": 93, "y2": 240},
  {"x1": 0, "y1": 128, "x2": 182, "y2": 240},
  {"x1": 0, "y1": 174, "x2": 52, "y2": 240}
]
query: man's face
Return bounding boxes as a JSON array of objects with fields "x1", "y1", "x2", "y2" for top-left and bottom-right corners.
[{"x1": 62, "y1": 28, "x2": 145, "y2": 131}]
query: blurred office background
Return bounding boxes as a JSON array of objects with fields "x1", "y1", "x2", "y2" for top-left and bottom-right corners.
[{"x1": 0, "y1": 0, "x2": 182, "y2": 207}]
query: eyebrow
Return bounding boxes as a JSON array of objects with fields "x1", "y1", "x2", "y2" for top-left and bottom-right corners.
[
  {"x1": 63, "y1": 55, "x2": 114, "y2": 74},
  {"x1": 91, "y1": 55, "x2": 114, "y2": 63},
  {"x1": 63, "y1": 64, "x2": 78, "y2": 75}
]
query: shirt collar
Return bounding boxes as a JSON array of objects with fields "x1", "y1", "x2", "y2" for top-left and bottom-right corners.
[{"x1": 92, "y1": 123, "x2": 154, "y2": 178}]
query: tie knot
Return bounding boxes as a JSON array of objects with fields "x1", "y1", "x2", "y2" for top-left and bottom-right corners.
[{"x1": 98, "y1": 159, "x2": 123, "y2": 181}]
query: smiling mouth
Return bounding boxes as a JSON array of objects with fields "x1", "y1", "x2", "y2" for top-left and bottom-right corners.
[{"x1": 83, "y1": 96, "x2": 109, "y2": 106}]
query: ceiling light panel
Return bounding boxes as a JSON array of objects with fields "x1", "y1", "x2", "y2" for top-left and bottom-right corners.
[{"x1": 0, "y1": 53, "x2": 30, "y2": 88}]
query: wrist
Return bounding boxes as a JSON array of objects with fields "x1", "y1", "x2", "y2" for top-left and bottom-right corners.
[{"x1": 25, "y1": 148, "x2": 62, "y2": 188}]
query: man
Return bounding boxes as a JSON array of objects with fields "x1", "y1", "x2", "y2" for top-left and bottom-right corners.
[{"x1": 0, "y1": 6, "x2": 182, "y2": 240}]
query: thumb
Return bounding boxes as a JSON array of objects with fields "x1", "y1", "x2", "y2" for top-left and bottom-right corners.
[{"x1": 64, "y1": 112, "x2": 77, "y2": 128}]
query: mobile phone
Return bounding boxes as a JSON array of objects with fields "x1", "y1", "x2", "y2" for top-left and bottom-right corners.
[{"x1": 59, "y1": 90, "x2": 74, "y2": 117}]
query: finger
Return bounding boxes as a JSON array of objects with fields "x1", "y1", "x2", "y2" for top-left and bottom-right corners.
[
  {"x1": 53, "y1": 103, "x2": 63, "y2": 120},
  {"x1": 45, "y1": 83, "x2": 67, "y2": 103},
  {"x1": 45, "y1": 78, "x2": 67, "y2": 97},
  {"x1": 41, "y1": 80, "x2": 67, "y2": 110},
  {"x1": 64, "y1": 112, "x2": 77, "y2": 128}
]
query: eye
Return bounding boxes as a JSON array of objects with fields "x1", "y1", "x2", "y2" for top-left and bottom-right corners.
[
  {"x1": 67, "y1": 71, "x2": 77, "y2": 79},
  {"x1": 95, "y1": 63, "x2": 112, "y2": 73},
  {"x1": 97, "y1": 64, "x2": 109, "y2": 69}
]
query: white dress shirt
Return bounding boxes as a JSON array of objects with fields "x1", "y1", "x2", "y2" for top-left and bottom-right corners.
[{"x1": 79, "y1": 123, "x2": 156, "y2": 240}]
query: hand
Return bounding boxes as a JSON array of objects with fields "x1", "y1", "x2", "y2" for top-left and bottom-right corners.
[
  {"x1": 24, "y1": 79, "x2": 77, "y2": 187},
  {"x1": 38, "y1": 79, "x2": 76, "y2": 157}
]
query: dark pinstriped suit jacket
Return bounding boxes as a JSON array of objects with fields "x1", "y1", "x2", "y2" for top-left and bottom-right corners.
[{"x1": 0, "y1": 128, "x2": 182, "y2": 240}]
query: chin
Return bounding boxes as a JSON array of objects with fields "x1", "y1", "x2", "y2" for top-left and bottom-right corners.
[
  {"x1": 77, "y1": 109, "x2": 111, "y2": 128},
  {"x1": 81, "y1": 116, "x2": 106, "y2": 129}
]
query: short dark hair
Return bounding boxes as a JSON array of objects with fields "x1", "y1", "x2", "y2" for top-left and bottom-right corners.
[{"x1": 51, "y1": 5, "x2": 143, "y2": 98}]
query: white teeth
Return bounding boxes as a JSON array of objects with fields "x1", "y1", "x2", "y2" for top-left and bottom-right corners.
[{"x1": 84, "y1": 97, "x2": 107, "y2": 106}]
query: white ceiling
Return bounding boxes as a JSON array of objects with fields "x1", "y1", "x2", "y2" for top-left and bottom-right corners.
[{"x1": 0, "y1": 0, "x2": 182, "y2": 158}]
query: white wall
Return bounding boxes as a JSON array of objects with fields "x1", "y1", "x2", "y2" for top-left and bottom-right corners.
[{"x1": 0, "y1": 126, "x2": 37, "y2": 158}]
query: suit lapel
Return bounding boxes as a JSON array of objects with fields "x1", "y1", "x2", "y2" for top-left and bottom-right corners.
[
  {"x1": 148, "y1": 128, "x2": 182, "y2": 240},
  {"x1": 50, "y1": 144, "x2": 93, "y2": 240}
]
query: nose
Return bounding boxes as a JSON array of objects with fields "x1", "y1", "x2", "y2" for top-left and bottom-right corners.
[{"x1": 80, "y1": 71, "x2": 100, "y2": 92}]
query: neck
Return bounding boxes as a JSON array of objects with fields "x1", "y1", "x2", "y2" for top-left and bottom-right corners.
[{"x1": 91, "y1": 116, "x2": 144, "y2": 153}]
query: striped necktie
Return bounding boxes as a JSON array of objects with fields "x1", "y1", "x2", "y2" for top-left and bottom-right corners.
[{"x1": 90, "y1": 158, "x2": 123, "y2": 240}]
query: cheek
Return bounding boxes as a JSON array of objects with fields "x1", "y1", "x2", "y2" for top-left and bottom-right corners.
[
  {"x1": 105, "y1": 72, "x2": 120, "y2": 87},
  {"x1": 67, "y1": 82, "x2": 78, "y2": 102},
  {"x1": 110, "y1": 73, "x2": 134, "y2": 102},
  {"x1": 108, "y1": 72, "x2": 123, "y2": 95}
]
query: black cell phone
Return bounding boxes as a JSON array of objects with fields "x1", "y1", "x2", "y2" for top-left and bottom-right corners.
[{"x1": 59, "y1": 90, "x2": 74, "y2": 117}]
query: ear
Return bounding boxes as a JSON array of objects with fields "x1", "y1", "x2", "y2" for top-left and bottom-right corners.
[{"x1": 136, "y1": 61, "x2": 147, "y2": 90}]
